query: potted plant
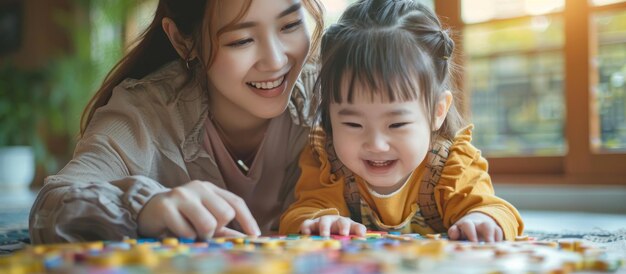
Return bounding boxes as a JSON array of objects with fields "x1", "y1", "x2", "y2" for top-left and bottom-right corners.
[
  {"x1": 0, "y1": 61, "x2": 47, "y2": 190},
  {"x1": 0, "y1": 0, "x2": 136, "y2": 191}
]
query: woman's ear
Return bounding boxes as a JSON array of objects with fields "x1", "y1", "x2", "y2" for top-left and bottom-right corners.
[
  {"x1": 434, "y1": 90, "x2": 453, "y2": 131},
  {"x1": 162, "y1": 17, "x2": 196, "y2": 60}
]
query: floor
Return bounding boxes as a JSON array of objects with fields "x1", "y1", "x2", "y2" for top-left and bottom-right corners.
[
  {"x1": 0, "y1": 189, "x2": 34, "y2": 232},
  {"x1": 1, "y1": 188, "x2": 626, "y2": 235},
  {"x1": 521, "y1": 210, "x2": 626, "y2": 233},
  {"x1": 495, "y1": 183, "x2": 626, "y2": 214}
]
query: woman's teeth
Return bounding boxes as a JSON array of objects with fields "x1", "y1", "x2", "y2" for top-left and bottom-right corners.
[{"x1": 247, "y1": 76, "x2": 285, "y2": 90}]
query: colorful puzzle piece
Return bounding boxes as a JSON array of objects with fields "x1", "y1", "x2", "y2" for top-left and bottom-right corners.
[{"x1": 0, "y1": 232, "x2": 623, "y2": 273}]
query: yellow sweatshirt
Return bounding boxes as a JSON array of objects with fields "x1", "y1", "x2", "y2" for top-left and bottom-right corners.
[{"x1": 279, "y1": 125, "x2": 524, "y2": 240}]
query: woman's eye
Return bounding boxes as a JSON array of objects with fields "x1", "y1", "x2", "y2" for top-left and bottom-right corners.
[
  {"x1": 226, "y1": 38, "x2": 253, "y2": 48},
  {"x1": 282, "y1": 19, "x2": 303, "y2": 32},
  {"x1": 390, "y1": 122, "x2": 409, "y2": 129},
  {"x1": 343, "y1": 122, "x2": 362, "y2": 128}
]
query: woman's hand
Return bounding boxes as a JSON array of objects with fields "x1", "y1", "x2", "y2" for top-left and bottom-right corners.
[
  {"x1": 448, "y1": 212, "x2": 503, "y2": 242},
  {"x1": 300, "y1": 215, "x2": 366, "y2": 237},
  {"x1": 137, "y1": 180, "x2": 261, "y2": 239}
]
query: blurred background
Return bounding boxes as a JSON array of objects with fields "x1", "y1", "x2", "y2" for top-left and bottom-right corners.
[{"x1": 0, "y1": 0, "x2": 625, "y2": 214}]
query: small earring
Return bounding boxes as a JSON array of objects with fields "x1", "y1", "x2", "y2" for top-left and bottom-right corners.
[{"x1": 185, "y1": 58, "x2": 192, "y2": 71}]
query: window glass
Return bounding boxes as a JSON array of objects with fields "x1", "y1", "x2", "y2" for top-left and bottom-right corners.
[
  {"x1": 462, "y1": 0, "x2": 564, "y2": 24},
  {"x1": 592, "y1": 9, "x2": 626, "y2": 152},
  {"x1": 464, "y1": 16, "x2": 565, "y2": 156},
  {"x1": 592, "y1": 0, "x2": 626, "y2": 6},
  {"x1": 320, "y1": 0, "x2": 433, "y2": 25},
  {"x1": 125, "y1": 0, "x2": 157, "y2": 49}
]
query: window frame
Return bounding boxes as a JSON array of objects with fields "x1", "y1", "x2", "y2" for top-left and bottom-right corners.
[{"x1": 436, "y1": 0, "x2": 626, "y2": 185}]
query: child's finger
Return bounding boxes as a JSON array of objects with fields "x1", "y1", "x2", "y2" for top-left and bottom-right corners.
[
  {"x1": 477, "y1": 223, "x2": 495, "y2": 243},
  {"x1": 318, "y1": 216, "x2": 335, "y2": 237},
  {"x1": 336, "y1": 217, "x2": 351, "y2": 236},
  {"x1": 299, "y1": 219, "x2": 315, "y2": 235},
  {"x1": 459, "y1": 222, "x2": 478, "y2": 242},
  {"x1": 494, "y1": 227, "x2": 503, "y2": 242},
  {"x1": 447, "y1": 225, "x2": 460, "y2": 240},
  {"x1": 350, "y1": 222, "x2": 366, "y2": 237}
]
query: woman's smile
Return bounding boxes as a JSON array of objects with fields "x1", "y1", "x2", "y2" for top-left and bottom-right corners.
[{"x1": 246, "y1": 73, "x2": 288, "y2": 98}]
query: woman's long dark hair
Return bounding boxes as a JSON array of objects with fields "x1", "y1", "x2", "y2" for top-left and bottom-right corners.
[{"x1": 80, "y1": 0, "x2": 324, "y2": 136}]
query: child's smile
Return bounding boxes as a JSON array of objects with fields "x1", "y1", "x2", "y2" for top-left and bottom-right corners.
[{"x1": 363, "y1": 158, "x2": 397, "y2": 173}]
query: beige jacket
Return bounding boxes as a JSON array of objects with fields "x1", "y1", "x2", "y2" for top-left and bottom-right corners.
[{"x1": 29, "y1": 61, "x2": 317, "y2": 243}]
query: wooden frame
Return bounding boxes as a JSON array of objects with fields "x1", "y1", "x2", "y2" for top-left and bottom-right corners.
[
  {"x1": 436, "y1": 0, "x2": 626, "y2": 185},
  {"x1": 0, "y1": 2, "x2": 22, "y2": 56}
]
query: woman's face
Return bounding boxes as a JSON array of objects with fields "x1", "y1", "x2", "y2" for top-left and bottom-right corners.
[{"x1": 206, "y1": 0, "x2": 310, "y2": 121}]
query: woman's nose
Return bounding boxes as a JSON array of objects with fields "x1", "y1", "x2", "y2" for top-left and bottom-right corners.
[
  {"x1": 257, "y1": 36, "x2": 288, "y2": 72},
  {"x1": 364, "y1": 131, "x2": 390, "y2": 152}
]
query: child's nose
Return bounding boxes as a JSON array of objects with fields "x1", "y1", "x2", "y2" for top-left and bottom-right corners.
[{"x1": 363, "y1": 131, "x2": 390, "y2": 152}]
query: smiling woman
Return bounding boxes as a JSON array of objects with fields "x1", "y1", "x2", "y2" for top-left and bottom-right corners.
[{"x1": 28, "y1": 0, "x2": 325, "y2": 244}]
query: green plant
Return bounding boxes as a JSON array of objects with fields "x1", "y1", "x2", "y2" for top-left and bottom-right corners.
[
  {"x1": 1, "y1": 0, "x2": 138, "y2": 176},
  {"x1": 46, "y1": 0, "x2": 134, "y2": 140},
  {"x1": 0, "y1": 61, "x2": 47, "y2": 152}
]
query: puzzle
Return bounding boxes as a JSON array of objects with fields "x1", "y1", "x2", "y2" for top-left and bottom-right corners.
[{"x1": 1, "y1": 232, "x2": 623, "y2": 273}]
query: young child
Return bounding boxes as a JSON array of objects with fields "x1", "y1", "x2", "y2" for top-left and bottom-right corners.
[{"x1": 280, "y1": 0, "x2": 524, "y2": 242}]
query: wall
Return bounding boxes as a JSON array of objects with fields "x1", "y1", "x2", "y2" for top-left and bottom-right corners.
[
  {"x1": 495, "y1": 183, "x2": 626, "y2": 214},
  {"x1": 1, "y1": 0, "x2": 70, "y2": 69}
]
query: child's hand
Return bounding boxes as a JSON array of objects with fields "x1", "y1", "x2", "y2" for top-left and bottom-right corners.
[
  {"x1": 448, "y1": 212, "x2": 503, "y2": 242},
  {"x1": 137, "y1": 180, "x2": 261, "y2": 239},
  {"x1": 300, "y1": 215, "x2": 366, "y2": 237}
]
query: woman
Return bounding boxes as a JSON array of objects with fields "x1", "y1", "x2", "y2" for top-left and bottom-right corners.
[{"x1": 29, "y1": 0, "x2": 323, "y2": 243}]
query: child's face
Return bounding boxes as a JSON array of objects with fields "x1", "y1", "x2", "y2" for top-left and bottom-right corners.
[
  {"x1": 206, "y1": 0, "x2": 310, "y2": 120},
  {"x1": 330, "y1": 87, "x2": 432, "y2": 195}
]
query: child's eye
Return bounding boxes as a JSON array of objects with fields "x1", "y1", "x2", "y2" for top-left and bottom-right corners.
[
  {"x1": 226, "y1": 38, "x2": 253, "y2": 48},
  {"x1": 389, "y1": 122, "x2": 409, "y2": 129},
  {"x1": 282, "y1": 19, "x2": 303, "y2": 32},
  {"x1": 343, "y1": 122, "x2": 362, "y2": 128}
]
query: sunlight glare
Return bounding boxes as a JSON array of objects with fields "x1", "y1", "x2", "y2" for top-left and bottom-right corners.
[
  {"x1": 524, "y1": 0, "x2": 564, "y2": 15},
  {"x1": 463, "y1": 0, "x2": 565, "y2": 23},
  {"x1": 462, "y1": 0, "x2": 496, "y2": 24},
  {"x1": 322, "y1": 0, "x2": 349, "y2": 14}
]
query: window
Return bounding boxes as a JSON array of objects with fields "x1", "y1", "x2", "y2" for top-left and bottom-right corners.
[
  {"x1": 464, "y1": 15, "x2": 565, "y2": 156},
  {"x1": 320, "y1": 0, "x2": 434, "y2": 25},
  {"x1": 592, "y1": 7, "x2": 626, "y2": 152},
  {"x1": 437, "y1": 0, "x2": 626, "y2": 184},
  {"x1": 125, "y1": 1, "x2": 157, "y2": 49}
]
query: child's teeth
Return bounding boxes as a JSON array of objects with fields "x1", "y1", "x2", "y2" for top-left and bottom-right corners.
[{"x1": 369, "y1": 160, "x2": 391, "y2": 167}]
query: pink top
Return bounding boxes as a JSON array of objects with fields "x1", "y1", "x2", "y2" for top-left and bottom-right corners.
[{"x1": 204, "y1": 112, "x2": 296, "y2": 233}]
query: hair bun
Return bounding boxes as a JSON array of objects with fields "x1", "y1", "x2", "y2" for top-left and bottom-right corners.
[{"x1": 439, "y1": 30, "x2": 454, "y2": 61}]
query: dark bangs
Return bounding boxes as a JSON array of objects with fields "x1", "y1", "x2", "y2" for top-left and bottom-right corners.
[{"x1": 316, "y1": 25, "x2": 439, "y2": 133}]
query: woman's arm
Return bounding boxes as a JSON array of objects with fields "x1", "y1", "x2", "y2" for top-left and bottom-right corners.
[{"x1": 30, "y1": 82, "x2": 260, "y2": 243}]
